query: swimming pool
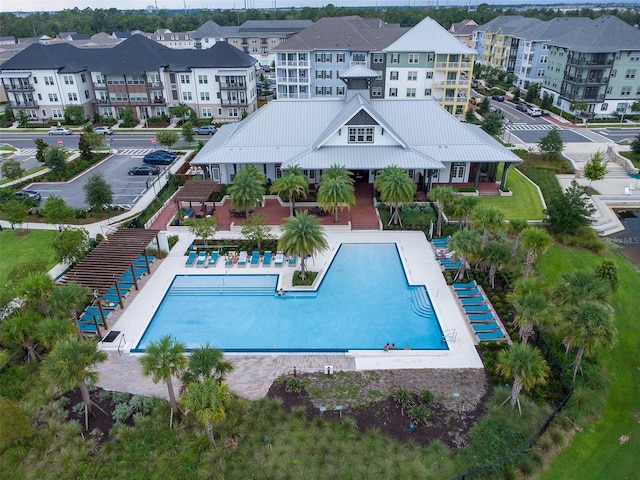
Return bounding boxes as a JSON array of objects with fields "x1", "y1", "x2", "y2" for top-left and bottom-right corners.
[{"x1": 134, "y1": 243, "x2": 447, "y2": 352}]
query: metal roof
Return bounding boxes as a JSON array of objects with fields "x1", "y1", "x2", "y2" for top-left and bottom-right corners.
[{"x1": 384, "y1": 17, "x2": 475, "y2": 55}]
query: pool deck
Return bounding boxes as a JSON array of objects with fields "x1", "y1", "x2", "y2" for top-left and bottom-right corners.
[{"x1": 96, "y1": 230, "x2": 485, "y2": 400}]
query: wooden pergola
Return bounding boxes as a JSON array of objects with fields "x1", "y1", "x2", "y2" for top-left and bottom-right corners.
[
  {"x1": 59, "y1": 229, "x2": 161, "y2": 323},
  {"x1": 174, "y1": 180, "x2": 218, "y2": 206}
]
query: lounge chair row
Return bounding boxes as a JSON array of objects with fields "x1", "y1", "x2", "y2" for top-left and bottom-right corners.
[
  {"x1": 187, "y1": 250, "x2": 299, "y2": 268},
  {"x1": 186, "y1": 250, "x2": 220, "y2": 267},
  {"x1": 453, "y1": 280, "x2": 507, "y2": 343}
]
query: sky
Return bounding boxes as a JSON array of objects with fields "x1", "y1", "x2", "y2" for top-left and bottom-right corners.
[{"x1": 3, "y1": 0, "x2": 639, "y2": 14}]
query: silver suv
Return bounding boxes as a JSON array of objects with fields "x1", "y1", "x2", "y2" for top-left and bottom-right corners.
[{"x1": 527, "y1": 107, "x2": 543, "y2": 117}]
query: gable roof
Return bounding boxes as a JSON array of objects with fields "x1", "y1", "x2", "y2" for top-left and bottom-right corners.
[
  {"x1": 273, "y1": 16, "x2": 409, "y2": 52},
  {"x1": 384, "y1": 17, "x2": 475, "y2": 55},
  {"x1": 191, "y1": 95, "x2": 522, "y2": 172},
  {"x1": 0, "y1": 34, "x2": 256, "y2": 73}
]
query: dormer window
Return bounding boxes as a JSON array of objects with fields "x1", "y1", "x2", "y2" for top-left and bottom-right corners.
[{"x1": 348, "y1": 127, "x2": 374, "y2": 143}]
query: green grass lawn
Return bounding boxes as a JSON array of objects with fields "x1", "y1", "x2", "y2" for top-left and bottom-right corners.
[
  {"x1": 537, "y1": 247, "x2": 640, "y2": 480},
  {"x1": 0, "y1": 229, "x2": 58, "y2": 283},
  {"x1": 476, "y1": 167, "x2": 545, "y2": 220}
]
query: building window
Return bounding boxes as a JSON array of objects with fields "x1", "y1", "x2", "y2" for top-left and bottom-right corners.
[
  {"x1": 63, "y1": 75, "x2": 74, "y2": 85},
  {"x1": 337, "y1": 86, "x2": 345, "y2": 95},
  {"x1": 348, "y1": 126, "x2": 374, "y2": 144},
  {"x1": 52, "y1": 109, "x2": 63, "y2": 118},
  {"x1": 390, "y1": 53, "x2": 400, "y2": 64},
  {"x1": 425, "y1": 88, "x2": 432, "y2": 96},
  {"x1": 451, "y1": 162, "x2": 465, "y2": 179},
  {"x1": 198, "y1": 75, "x2": 208, "y2": 84},
  {"x1": 537, "y1": 69, "x2": 545, "y2": 77},
  {"x1": 182, "y1": 91, "x2": 193, "y2": 101},
  {"x1": 337, "y1": 53, "x2": 345, "y2": 63},
  {"x1": 621, "y1": 87, "x2": 631, "y2": 96},
  {"x1": 352, "y1": 53, "x2": 366, "y2": 63},
  {"x1": 200, "y1": 92, "x2": 210, "y2": 101},
  {"x1": 406, "y1": 88, "x2": 416, "y2": 97},
  {"x1": 315, "y1": 53, "x2": 332, "y2": 63},
  {"x1": 80, "y1": 73, "x2": 86, "y2": 82},
  {"x1": 371, "y1": 87, "x2": 382, "y2": 97},
  {"x1": 228, "y1": 108, "x2": 239, "y2": 117},
  {"x1": 625, "y1": 69, "x2": 636, "y2": 79},
  {"x1": 67, "y1": 93, "x2": 78, "y2": 101},
  {"x1": 408, "y1": 71, "x2": 417, "y2": 81},
  {"x1": 48, "y1": 93, "x2": 58, "y2": 102},
  {"x1": 389, "y1": 88, "x2": 398, "y2": 97},
  {"x1": 408, "y1": 53, "x2": 419, "y2": 64},
  {"x1": 372, "y1": 53, "x2": 383, "y2": 63},
  {"x1": 426, "y1": 71, "x2": 433, "y2": 79},
  {"x1": 601, "y1": 103, "x2": 608, "y2": 111},
  {"x1": 390, "y1": 71, "x2": 399, "y2": 80},
  {"x1": 44, "y1": 76, "x2": 54, "y2": 85},
  {"x1": 202, "y1": 107, "x2": 212, "y2": 117},
  {"x1": 180, "y1": 74, "x2": 190, "y2": 84},
  {"x1": 540, "y1": 55, "x2": 547, "y2": 64},
  {"x1": 84, "y1": 89, "x2": 90, "y2": 99}
]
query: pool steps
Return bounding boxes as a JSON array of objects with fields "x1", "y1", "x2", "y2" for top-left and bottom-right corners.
[{"x1": 409, "y1": 288, "x2": 435, "y2": 319}]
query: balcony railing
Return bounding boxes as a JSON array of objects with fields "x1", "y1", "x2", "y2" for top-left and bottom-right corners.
[
  {"x1": 564, "y1": 77, "x2": 604, "y2": 85},
  {"x1": 147, "y1": 81, "x2": 163, "y2": 89},
  {"x1": 281, "y1": 60, "x2": 309, "y2": 66},
  {"x1": 93, "y1": 83, "x2": 107, "y2": 89},
  {"x1": 4, "y1": 84, "x2": 34, "y2": 92},
  {"x1": 278, "y1": 92, "x2": 310, "y2": 99},
  {"x1": 277, "y1": 76, "x2": 309, "y2": 83},
  {"x1": 9, "y1": 100, "x2": 38, "y2": 107},
  {"x1": 219, "y1": 82, "x2": 246, "y2": 89},
  {"x1": 221, "y1": 98, "x2": 248, "y2": 106}
]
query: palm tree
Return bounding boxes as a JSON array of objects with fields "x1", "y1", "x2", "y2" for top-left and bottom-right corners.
[
  {"x1": 181, "y1": 343, "x2": 233, "y2": 387},
  {"x1": 41, "y1": 337, "x2": 107, "y2": 419},
  {"x1": 180, "y1": 377, "x2": 232, "y2": 447},
  {"x1": 497, "y1": 343, "x2": 549, "y2": 415},
  {"x1": 429, "y1": 186, "x2": 457, "y2": 237},
  {"x1": 562, "y1": 301, "x2": 617, "y2": 382},
  {"x1": 139, "y1": 335, "x2": 188, "y2": 416},
  {"x1": 317, "y1": 164, "x2": 356, "y2": 223},
  {"x1": 48, "y1": 283, "x2": 92, "y2": 337},
  {"x1": 20, "y1": 272, "x2": 55, "y2": 317},
  {"x1": 227, "y1": 164, "x2": 265, "y2": 213},
  {"x1": 374, "y1": 166, "x2": 416, "y2": 227},
  {"x1": 453, "y1": 196, "x2": 478, "y2": 231},
  {"x1": 449, "y1": 229, "x2": 482, "y2": 280},
  {"x1": 36, "y1": 317, "x2": 75, "y2": 350},
  {"x1": 278, "y1": 211, "x2": 329, "y2": 280},
  {"x1": 507, "y1": 218, "x2": 529, "y2": 258},
  {"x1": 520, "y1": 227, "x2": 552, "y2": 280},
  {"x1": 508, "y1": 280, "x2": 555, "y2": 344},
  {"x1": 482, "y1": 241, "x2": 511, "y2": 289},
  {"x1": 269, "y1": 166, "x2": 308, "y2": 217},
  {"x1": 0, "y1": 314, "x2": 40, "y2": 362},
  {"x1": 470, "y1": 205, "x2": 505, "y2": 247},
  {"x1": 554, "y1": 269, "x2": 611, "y2": 307}
]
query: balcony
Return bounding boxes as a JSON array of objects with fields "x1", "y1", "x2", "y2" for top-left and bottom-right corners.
[
  {"x1": 152, "y1": 98, "x2": 165, "y2": 104},
  {"x1": 147, "y1": 81, "x2": 163, "y2": 89},
  {"x1": 566, "y1": 57, "x2": 613, "y2": 67},
  {"x1": 4, "y1": 83, "x2": 34, "y2": 92},
  {"x1": 219, "y1": 82, "x2": 246, "y2": 89},
  {"x1": 96, "y1": 98, "x2": 111, "y2": 105},
  {"x1": 278, "y1": 92, "x2": 310, "y2": 99},
  {"x1": 221, "y1": 98, "x2": 248, "y2": 106},
  {"x1": 9, "y1": 99, "x2": 38, "y2": 107},
  {"x1": 93, "y1": 83, "x2": 107, "y2": 89},
  {"x1": 277, "y1": 76, "x2": 309, "y2": 84},
  {"x1": 282, "y1": 60, "x2": 309, "y2": 67}
]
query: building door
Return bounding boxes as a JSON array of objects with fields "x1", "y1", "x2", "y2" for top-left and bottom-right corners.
[{"x1": 353, "y1": 170, "x2": 369, "y2": 183}]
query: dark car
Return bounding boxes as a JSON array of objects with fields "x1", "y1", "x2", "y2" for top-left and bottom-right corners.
[
  {"x1": 15, "y1": 189, "x2": 42, "y2": 202},
  {"x1": 193, "y1": 125, "x2": 217, "y2": 135},
  {"x1": 491, "y1": 95, "x2": 505, "y2": 102},
  {"x1": 143, "y1": 151, "x2": 174, "y2": 165},
  {"x1": 516, "y1": 102, "x2": 529, "y2": 112},
  {"x1": 155, "y1": 149, "x2": 178, "y2": 160},
  {"x1": 128, "y1": 165, "x2": 160, "y2": 176}
]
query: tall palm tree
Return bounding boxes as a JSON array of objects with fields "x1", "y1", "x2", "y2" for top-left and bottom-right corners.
[
  {"x1": 41, "y1": 337, "x2": 107, "y2": 418},
  {"x1": 317, "y1": 164, "x2": 356, "y2": 223},
  {"x1": 36, "y1": 317, "x2": 75, "y2": 350},
  {"x1": 449, "y1": 229, "x2": 482, "y2": 280},
  {"x1": 520, "y1": 227, "x2": 552, "y2": 280},
  {"x1": 278, "y1": 211, "x2": 328, "y2": 280},
  {"x1": 48, "y1": 283, "x2": 91, "y2": 337},
  {"x1": 0, "y1": 314, "x2": 40, "y2": 362},
  {"x1": 20, "y1": 272, "x2": 55, "y2": 317},
  {"x1": 453, "y1": 195, "x2": 478, "y2": 231},
  {"x1": 482, "y1": 241, "x2": 511, "y2": 289},
  {"x1": 270, "y1": 166, "x2": 308, "y2": 217},
  {"x1": 507, "y1": 218, "x2": 528, "y2": 258},
  {"x1": 227, "y1": 164, "x2": 265, "y2": 213},
  {"x1": 496, "y1": 343, "x2": 549, "y2": 415},
  {"x1": 554, "y1": 269, "x2": 611, "y2": 307},
  {"x1": 181, "y1": 343, "x2": 233, "y2": 387},
  {"x1": 508, "y1": 280, "x2": 555, "y2": 344},
  {"x1": 562, "y1": 301, "x2": 617, "y2": 381},
  {"x1": 470, "y1": 204, "x2": 505, "y2": 247},
  {"x1": 429, "y1": 186, "x2": 457, "y2": 237},
  {"x1": 139, "y1": 335, "x2": 188, "y2": 416},
  {"x1": 180, "y1": 378, "x2": 232, "y2": 447},
  {"x1": 374, "y1": 166, "x2": 416, "y2": 227}
]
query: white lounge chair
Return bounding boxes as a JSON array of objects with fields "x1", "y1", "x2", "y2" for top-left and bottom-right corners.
[{"x1": 274, "y1": 251, "x2": 284, "y2": 266}]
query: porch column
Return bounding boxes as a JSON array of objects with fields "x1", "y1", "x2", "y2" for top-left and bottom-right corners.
[
  {"x1": 474, "y1": 166, "x2": 481, "y2": 189},
  {"x1": 500, "y1": 163, "x2": 512, "y2": 190},
  {"x1": 426, "y1": 169, "x2": 434, "y2": 193}
]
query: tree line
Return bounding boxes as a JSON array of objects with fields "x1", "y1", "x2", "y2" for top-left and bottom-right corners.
[{"x1": 1, "y1": 4, "x2": 639, "y2": 40}]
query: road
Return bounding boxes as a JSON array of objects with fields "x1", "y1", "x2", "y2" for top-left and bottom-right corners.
[{"x1": 0, "y1": 131, "x2": 202, "y2": 209}]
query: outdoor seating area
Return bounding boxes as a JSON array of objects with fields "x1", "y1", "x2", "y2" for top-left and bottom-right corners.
[
  {"x1": 186, "y1": 250, "x2": 220, "y2": 268},
  {"x1": 452, "y1": 280, "x2": 508, "y2": 343}
]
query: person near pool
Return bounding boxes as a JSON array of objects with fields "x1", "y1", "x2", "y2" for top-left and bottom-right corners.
[
  {"x1": 278, "y1": 288, "x2": 285, "y2": 296},
  {"x1": 383, "y1": 343, "x2": 389, "y2": 352},
  {"x1": 391, "y1": 343, "x2": 397, "y2": 350}
]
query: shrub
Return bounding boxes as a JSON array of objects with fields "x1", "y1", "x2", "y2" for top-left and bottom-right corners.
[
  {"x1": 409, "y1": 404, "x2": 430, "y2": 426},
  {"x1": 554, "y1": 226, "x2": 605, "y2": 253},
  {"x1": 548, "y1": 427, "x2": 566, "y2": 447},
  {"x1": 419, "y1": 389, "x2": 435, "y2": 405},
  {"x1": 285, "y1": 377, "x2": 303, "y2": 394},
  {"x1": 112, "y1": 402, "x2": 134, "y2": 423}
]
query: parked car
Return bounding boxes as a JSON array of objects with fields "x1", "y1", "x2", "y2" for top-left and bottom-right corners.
[
  {"x1": 516, "y1": 102, "x2": 529, "y2": 112},
  {"x1": 48, "y1": 127, "x2": 72, "y2": 135},
  {"x1": 15, "y1": 189, "x2": 41, "y2": 202},
  {"x1": 93, "y1": 126, "x2": 113, "y2": 135},
  {"x1": 143, "y1": 151, "x2": 174, "y2": 165},
  {"x1": 128, "y1": 165, "x2": 160, "y2": 176},
  {"x1": 491, "y1": 95, "x2": 505, "y2": 102},
  {"x1": 155, "y1": 149, "x2": 178, "y2": 160},
  {"x1": 471, "y1": 80, "x2": 480, "y2": 88},
  {"x1": 527, "y1": 107, "x2": 543, "y2": 117},
  {"x1": 193, "y1": 125, "x2": 217, "y2": 135}
]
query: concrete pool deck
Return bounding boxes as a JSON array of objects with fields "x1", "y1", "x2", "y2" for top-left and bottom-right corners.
[{"x1": 96, "y1": 230, "x2": 485, "y2": 400}]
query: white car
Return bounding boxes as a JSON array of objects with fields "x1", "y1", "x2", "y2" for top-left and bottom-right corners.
[
  {"x1": 527, "y1": 107, "x2": 543, "y2": 117},
  {"x1": 48, "y1": 127, "x2": 73, "y2": 135},
  {"x1": 93, "y1": 126, "x2": 113, "y2": 135}
]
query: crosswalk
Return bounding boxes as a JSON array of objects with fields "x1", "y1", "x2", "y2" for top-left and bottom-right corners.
[
  {"x1": 505, "y1": 124, "x2": 556, "y2": 131},
  {"x1": 17, "y1": 148, "x2": 37, "y2": 156},
  {"x1": 117, "y1": 148, "x2": 155, "y2": 156}
]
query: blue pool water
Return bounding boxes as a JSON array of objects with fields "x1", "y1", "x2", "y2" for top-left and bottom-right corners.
[{"x1": 134, "y1": 243, "x2": 447, "y2": 352}]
